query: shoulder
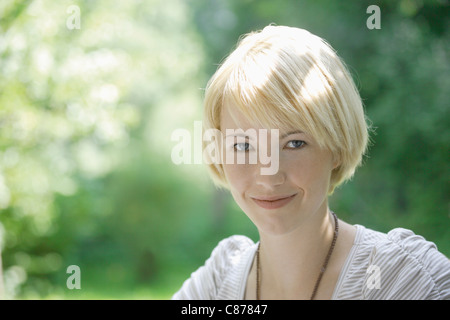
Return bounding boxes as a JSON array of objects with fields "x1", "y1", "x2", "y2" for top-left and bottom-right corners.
[
  {"x1": 211, "y1": 235, "x2": 256, "y2": 262},
  {"x1": 172, "y1": 235, "x2": 255, "y2": 300},
  {"x1": 359, "y1": 226, "x2": 450, "y2": 299},
  {"x1": 206, "y1": 235, "x2": 255, "y2": 280}
]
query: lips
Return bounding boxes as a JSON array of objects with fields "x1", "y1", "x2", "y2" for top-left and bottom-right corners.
[{"x1": 251, "y1": 193, "x2": 297, "y2": 210}]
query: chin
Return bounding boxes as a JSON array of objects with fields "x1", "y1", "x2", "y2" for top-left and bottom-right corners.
[
  {"x1": 247, "y1": 207, "x2": 304, "y2": 236},
  {"x1": 258, "y1": 222, "x2": 300, "y2": 236}
]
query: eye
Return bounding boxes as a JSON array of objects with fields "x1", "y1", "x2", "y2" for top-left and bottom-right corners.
[
  {"x1": 285, "y1": 140, "x2": 306, "y2": 149},
  {"x1": 234, "y1": 142, "x2": 250, "y2": 151}
]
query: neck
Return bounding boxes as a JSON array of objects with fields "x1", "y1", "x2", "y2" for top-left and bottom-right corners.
[{"x1": 257, "y1": 204, "x2": 337, "y2": 299}]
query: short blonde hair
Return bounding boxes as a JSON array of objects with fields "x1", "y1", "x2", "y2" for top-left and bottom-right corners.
[{"x1": 203, "y1": 25, "x2": 370, "y2": 194}]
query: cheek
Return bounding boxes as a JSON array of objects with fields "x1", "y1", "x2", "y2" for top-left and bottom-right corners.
[
  {"x1": 222, "y1": 163, "x2": 254, "y2": 211},
  {"x1": 285, "y1": 151, "x2": 334, "y2": 192},
  {"x1": 223, "y1": 163, "x2": 251, "y2": 192}
]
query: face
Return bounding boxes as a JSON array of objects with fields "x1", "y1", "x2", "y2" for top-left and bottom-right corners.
[{"x1": 220, "y1": 102, "x2": 338, "y2": 236}]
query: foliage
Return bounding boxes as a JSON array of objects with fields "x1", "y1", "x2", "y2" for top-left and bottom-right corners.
[{"x1": 0, "y1": 0, "x2": 448, "y2": 299}]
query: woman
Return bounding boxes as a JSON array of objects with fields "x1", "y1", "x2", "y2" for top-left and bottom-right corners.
[{"x1": 172, "y1": 25, "x2": 450, "y2": 300}]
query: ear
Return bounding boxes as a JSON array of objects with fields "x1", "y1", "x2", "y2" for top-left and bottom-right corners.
[
  {"x1": 331, "y1": 154, "x2": 341, "y2": 170},
  {"x1": 332, "y1": 161, "x2": 340, "y2": 170}
]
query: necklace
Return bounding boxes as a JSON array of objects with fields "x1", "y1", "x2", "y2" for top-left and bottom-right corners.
[{"x1": 256, "y1": 211, "x2": 339, "y2": 300}]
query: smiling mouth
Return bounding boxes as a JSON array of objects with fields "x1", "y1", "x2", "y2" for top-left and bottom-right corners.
[{"x1": 251, "y1": 194, "x2": 297, "y2": 210}]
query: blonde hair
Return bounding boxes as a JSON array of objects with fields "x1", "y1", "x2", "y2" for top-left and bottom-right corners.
[{"x1": 203, "y1": 25, "x2": 370, "y2": 194}]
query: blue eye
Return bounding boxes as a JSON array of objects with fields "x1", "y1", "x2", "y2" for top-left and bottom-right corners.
[
  {"x1": 234, "y1": 142, "x2": 250, "y2": 151},
  {"x1": 286, "y1": 140, "x2": 306, "y2": 149}
]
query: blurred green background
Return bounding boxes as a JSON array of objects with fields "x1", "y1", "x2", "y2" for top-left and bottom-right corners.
[{"x1": 0, "y1": 0, "x2": 448, "y2": 299}]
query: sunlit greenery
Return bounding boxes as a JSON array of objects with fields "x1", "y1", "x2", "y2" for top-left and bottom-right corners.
[{"x1": 0, "y1": 0, "x2": 448, "y2": 299}]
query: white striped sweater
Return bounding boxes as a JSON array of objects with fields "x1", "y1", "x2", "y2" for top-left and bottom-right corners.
[{"x1": 172, "y1": 225, "x2": 450, "y2": 300}]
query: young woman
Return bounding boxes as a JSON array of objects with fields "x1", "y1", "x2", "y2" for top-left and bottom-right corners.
[{"x1": 172, "y1": 25, "x2": 450, "y2": 300}]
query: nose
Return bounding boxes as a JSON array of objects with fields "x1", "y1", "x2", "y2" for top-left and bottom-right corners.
[{"x1": 254, "y1": 166, "x2": 285, "y2": 190}]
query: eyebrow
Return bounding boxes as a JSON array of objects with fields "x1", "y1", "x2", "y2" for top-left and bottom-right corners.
[
  {"x1": 224, "y1": 130, "x2": 305, "y2": 140},
  {"x1": 281, "y1": 130, "x2": 304, "y2": 139},
  {"x1": 225, "y1": 133, "x2": 256, "y2": 141}
]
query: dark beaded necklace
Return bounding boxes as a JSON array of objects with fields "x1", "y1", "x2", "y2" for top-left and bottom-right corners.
[{"x1": 256, "y1": 211, "x2": 339, "y2": 300}]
